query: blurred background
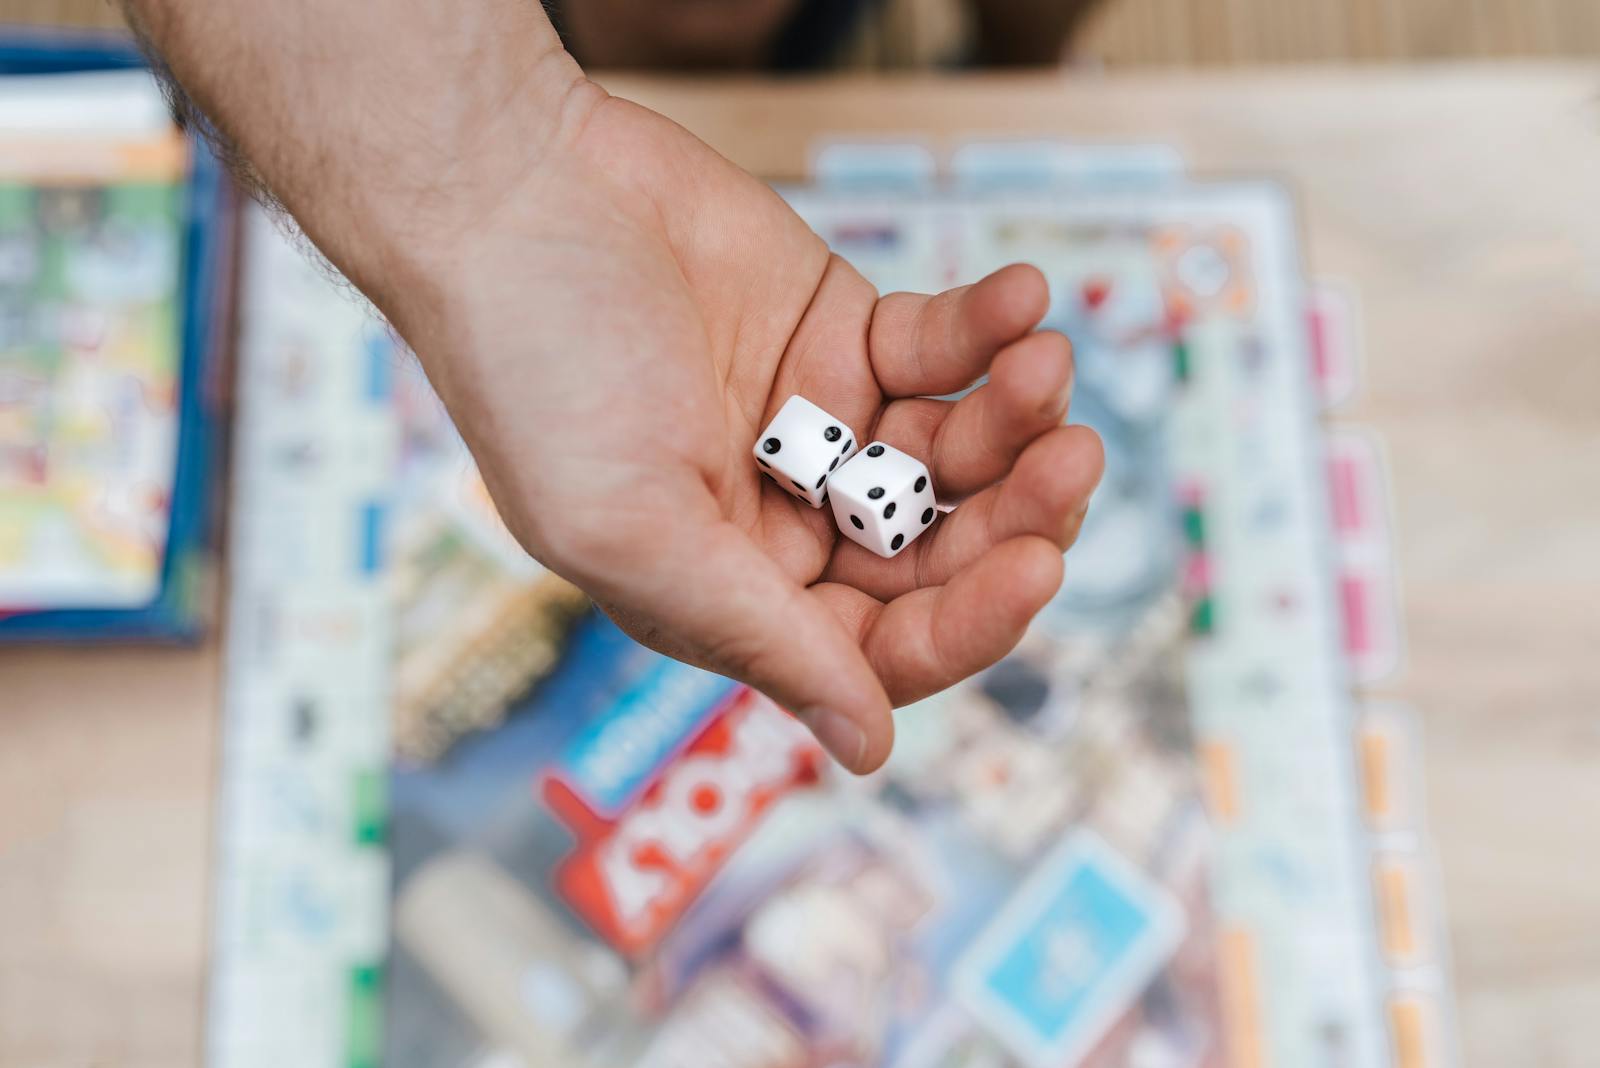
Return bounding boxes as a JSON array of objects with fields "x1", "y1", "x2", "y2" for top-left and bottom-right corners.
[
  {"x1": 10, "y1": 0, "x2": 1600, "y2": 64},
  {"x1": 1, "y1": 3, "x2": 1597, "y2": 1068}
]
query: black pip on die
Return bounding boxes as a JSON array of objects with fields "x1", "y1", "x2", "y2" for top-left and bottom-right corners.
[
  {"x1": 752, "y1": 395, "x2": 858, "y2": 508},
  {"x1": 828, "y1": 442, "x2": 938, "y2": 558}
]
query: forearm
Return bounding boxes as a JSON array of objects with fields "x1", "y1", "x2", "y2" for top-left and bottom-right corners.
[{"x1": 120, "y1": 0, "x2": 600, "y2": 313}]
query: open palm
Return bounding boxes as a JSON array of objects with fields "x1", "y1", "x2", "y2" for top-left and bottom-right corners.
[{"x1": 410, "y1": 88, "x2": 1104, "y2": 772}]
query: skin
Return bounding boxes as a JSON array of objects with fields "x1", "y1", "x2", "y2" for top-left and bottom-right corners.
[{"x1": 121, "y1": 0, "x2": 1104, "y2": 772}]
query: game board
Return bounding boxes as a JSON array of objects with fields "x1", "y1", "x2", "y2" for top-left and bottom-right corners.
[
  {"x1": 211, "y1": 151, "x2": 1454, "y2": 1068},
  {"x1": 0, "y1": 71, "x2": 185, "y2": 609},
  {"x1": 0, "y1": 46, "x2": 231, "y2": 639}
]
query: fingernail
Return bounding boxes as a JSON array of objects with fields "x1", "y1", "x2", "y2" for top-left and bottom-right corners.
[
  {"x1": 797, "y1": 706, "x2": 866, "y2": 770},
  {"x1": 1042, "y1": 385, "x2": 1070, "y2": 422}
]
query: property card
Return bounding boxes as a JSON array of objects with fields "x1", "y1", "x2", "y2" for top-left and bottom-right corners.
[
  {"x1": 1326, "y1": 427, "x2": 1405, "y2": 684},
  {"x1": 953, "y1": 831, "x2": 1184, "y2": 1067},
  {"x1": 950, "y1": 139, "x2": 1184, "y2": 192},
  {"x1": 1307, "y1": 281, "x2": 1362, "y2": 410}
]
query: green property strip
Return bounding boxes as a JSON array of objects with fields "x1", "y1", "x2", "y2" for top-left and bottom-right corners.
[
  {"x1": 352, "y1": 769, "x2": 387, "y2": 846},
  {"x1": 346, "y1": 963, "x2": 383, "y2": 1068},
  {"x1": 1182, "y1": 505, "x2": 1206, "y2": 549}
]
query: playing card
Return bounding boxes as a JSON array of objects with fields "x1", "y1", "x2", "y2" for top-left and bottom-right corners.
[
  {"x1": 952, "y1": 831, "x2": 1185, "y2": 1068},
  {"x1": 809, "y1": 138, "x2": 937, "y2": 191},
  {"x1": 950, "y1": 139, "x2": 1185, "y2": 192},
  {"x1": 1357, "y1": 701, "x2": 1428, "y2": 842},
  {"x1": 1326, "y1": 428, "x2": 1405, "y2": 685},
  {"x1": 1307, "y1": 281, "x2": 1363, "y2": 410}
]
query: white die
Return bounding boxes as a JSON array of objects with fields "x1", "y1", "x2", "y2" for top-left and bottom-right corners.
[
  {"x1": 753, "y1": 395, "x2": 858, "y2": 508},
  {"x1": 828, "y1": 442, "x2": 938, "y2": 557}
]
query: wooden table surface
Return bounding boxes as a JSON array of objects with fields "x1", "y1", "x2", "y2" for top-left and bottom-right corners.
[{"x1": 3, "y1": 64, "x2": 1598, "y2": 1068}]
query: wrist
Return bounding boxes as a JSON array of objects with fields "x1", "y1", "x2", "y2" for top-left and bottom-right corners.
[{"x1": 330, "y1": 56, "x2": 609, "y2": 322}]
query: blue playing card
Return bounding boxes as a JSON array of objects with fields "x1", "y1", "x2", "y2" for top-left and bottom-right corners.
[{"x1": 954, "y1": 831, "x2": 1185, "y2": 1067}]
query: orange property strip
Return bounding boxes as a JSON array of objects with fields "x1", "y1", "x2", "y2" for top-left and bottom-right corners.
[
  {"x1": 1359, "y1": 728, "x2": 1393, "y2": 825},
  {"x1": 1376, "y1": 859, "x2": 1419, "y2": 962},
  {"x1": 1389, "y1": 995, "x2": 1430, "y2": 1068},
  {"x1": 1220, "y1": 926, "x2": 1264, "y2": 1068},
  {"x1": 1199, "y1": 739, "x2": 1241, "y2": 824}
]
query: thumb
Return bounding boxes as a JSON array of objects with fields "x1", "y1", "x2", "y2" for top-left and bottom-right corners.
[{"x1": 595, "y1": 517, "x2": 894, "y2": 773}]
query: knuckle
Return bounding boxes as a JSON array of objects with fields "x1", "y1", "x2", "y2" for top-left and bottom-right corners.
[{"x1": 701, "y1": 625, "x2": 781, "y2": 690}]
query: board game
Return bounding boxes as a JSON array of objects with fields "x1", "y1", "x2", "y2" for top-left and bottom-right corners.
[
  {"x1": 0, "y1": 41, "x2": 230, "y2": 640},
  {"x1": 210, "y1": 145, "x2": 1455, "y2": 1068}
]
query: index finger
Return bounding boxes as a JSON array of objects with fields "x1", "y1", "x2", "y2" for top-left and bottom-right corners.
[
  {"x1": 810, "y1": 534, "x2": 1064, "y2": 706},
  {"x1": 867, "y1": 263, "x2": 1049, "y2": 398}
]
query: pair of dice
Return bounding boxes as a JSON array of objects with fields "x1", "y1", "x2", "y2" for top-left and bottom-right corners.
[{"x1": 753, "y1": 395, "x2": 938, "y2": 558}]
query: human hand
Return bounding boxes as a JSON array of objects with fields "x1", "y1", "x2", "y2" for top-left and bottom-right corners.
[
  {"x1": 388, "y1": 82, "x2": 1103, "y2": 773},
  {"x1": 115, "y1": 0, "x2": 1102, "y2": 775}
]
